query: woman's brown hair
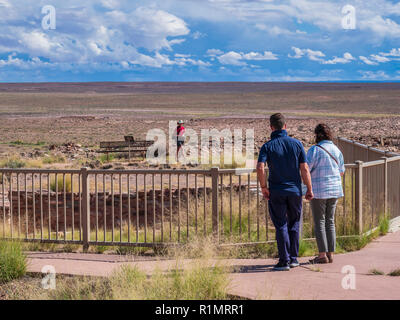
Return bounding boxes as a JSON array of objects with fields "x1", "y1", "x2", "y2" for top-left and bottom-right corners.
[{"x1": 315, "y1": 123, "x2": 333, "y2": 144}]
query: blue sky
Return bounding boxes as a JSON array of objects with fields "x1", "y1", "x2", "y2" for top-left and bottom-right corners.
[{"x1": 0, "y1": 0, "x2": 400, "y2": 82}]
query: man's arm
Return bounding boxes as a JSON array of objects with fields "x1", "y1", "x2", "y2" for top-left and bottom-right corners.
[
  {"x1": 300, "y1": 162, "x2": 314, "y2": 201},
  {"x1": 257, "y1": 162, "x2": 270, "y2": 200}
]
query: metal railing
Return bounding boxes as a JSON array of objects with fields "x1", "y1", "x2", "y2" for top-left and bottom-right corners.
[
  {"x1": 336, "y1": 137, "x2": 400, "y2": 234},
  {"x1": 0, "y1": 138, "x2": 399, "y2": 249}
]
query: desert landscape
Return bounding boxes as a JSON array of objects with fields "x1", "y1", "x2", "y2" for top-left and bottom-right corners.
[{"x1": 0, "y1": 82, "x2": 399, "y2": 170}]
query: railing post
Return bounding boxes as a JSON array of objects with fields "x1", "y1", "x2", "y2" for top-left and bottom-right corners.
[
  {"x1": 355, "y1": 161, "x2": 364, "y2": 235},
  {"x1": 381, "y1": 157, "x2": 388, "y2": 216},
  {"x1": 211, "y1": 167, "x2": 219, "y2": 239},
  {"x1": 81, "y1": 167, "x2": 90, "y2": 252},
  {"x1": 299, "y1": 207, "x2": 304, "y2": 240}
]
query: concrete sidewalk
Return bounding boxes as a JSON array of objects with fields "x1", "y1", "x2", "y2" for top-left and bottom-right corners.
[{"x1": 27, "y1": 231, "x2": 400, "y2": 300}]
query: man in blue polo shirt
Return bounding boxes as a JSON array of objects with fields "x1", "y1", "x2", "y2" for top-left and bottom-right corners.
[{"x1": 257, "y1": 113, "x2": 313, "y2": 271}]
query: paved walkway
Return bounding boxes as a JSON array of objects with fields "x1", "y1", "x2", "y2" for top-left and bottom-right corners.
[{"x1": 27, "y1": 231, "x2": 400, "y2": 300}]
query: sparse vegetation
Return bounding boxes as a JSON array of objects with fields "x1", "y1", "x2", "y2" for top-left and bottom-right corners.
[
  {"x1": 0, "y1": 158, "x2": 26, "y2": 169},
  {"x1": 8, "y1": 141, "x2": 46, "y2": 147},
  {"x1": 378, "y1": 214, "x2": 390, "y2": 236},
  {"x1": 388, "y1": 269, "x2": 400, "y2": 277},
  {"x1": 42, "y1": 154, "x2": 66, "y2": 165},
  {"x1": 337, "y1": 234, "x2": 375, "y2": 252},
  {"x1": 309, "y1": 266, "x2": 322, "y2": 272},
  {"x1": 0, "y1": 157, "x2": 44, "y2": 169},
  {"x1": 369, "y1": 269, "x2": 385, "y2": 275},
  {"x1": 25, "y1": 159, "x2": 43, "y2": 168}
]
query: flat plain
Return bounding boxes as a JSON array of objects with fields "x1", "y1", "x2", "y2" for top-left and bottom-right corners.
[{"x1": 0, "y1": 82, "x2": 399, "y2": 168}]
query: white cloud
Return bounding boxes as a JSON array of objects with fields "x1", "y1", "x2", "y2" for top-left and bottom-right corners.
[
  {"x1": 359, "y1": 50, "x2": 394, "y2": 65},
  {"x1": 206, "y1": 49, "x2": 224, "y2": 56},
  {"x1": 216, "y1": 50, "x2": 279, "y2": 65},
  {"x1": 181, "y1": 0, "x2": 400, "y2": 42},
  {"x1": 370, "y1": 54, "x2": 390, "y2": 63},
  {"x1": 130, "y1": 52, "x2": 175, "y2": 68},
  {"x1": 289, "y1": 48, "x2": 358, "y2": 65},
  {"x1": 255, "y1": 24, "x2": 307, "y2": 36},
  {"x1": 289, "y1": 47, "x2": 325, "y2": 62},
  {"x1": 101, "y1": 0, "x2": 119, "y2": 9},
  {"x1": 218, "y1": 51, "x2": 246, "y2": 66},
  {"x1": 380, "y1": 48, "x2": 400, "y2": 57},
  {"x1": 359, "y1": 16, "x2": 400, "y2": 39},
  {"x1": 0, "y1": 53, "x2": 50, "y2": 70},
  {"x1": 175, "y1": 57, "x2": 211, "y2": 67},
  {"x1": 0, "y1": 4, "x2": 191, "y2": 69},
  {"x1": 323, "y1": 52, "x2": 356, "y2": 65},
  {"x1": 243, "y1": 51, "x2": 278, "y2": 61},
  {"x1": 359, "y1": 70, "x2": 390, "y2": 80},
  {"x1": 0, "y1": 0, "x2": 11, "y2": 8},
  {"x1": 359, "y1": 56, "x2": 379, "y2": 66},
  {"x1": 192, "y1": 31, "x2": 206, "y2": 39},
  {"x1": 19, "y1": 31, "x2": 54, "y2": 54},
  {"x1": 169, "y1": 38, "x2": 186, "y2": 46},
  {"x1": 105, "y1": 7, "x2": 190, "y2": 51}
]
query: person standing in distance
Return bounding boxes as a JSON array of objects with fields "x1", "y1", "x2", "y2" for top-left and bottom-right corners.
[{"x1": 176, "y1": 120, "x2": 186, "y2": 160}]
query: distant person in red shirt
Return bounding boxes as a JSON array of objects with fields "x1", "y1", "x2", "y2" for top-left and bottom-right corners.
[{"x1": 176, "y1": 120, "x2": 186, "y2": 159}]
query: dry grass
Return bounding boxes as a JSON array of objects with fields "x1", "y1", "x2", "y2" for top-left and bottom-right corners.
[
  {"x1": 1, "y1": 236, "x2": 231, "y2": 300},
  {"x1": 388, "y1": 269, "x2": 400, "y2": 277},
  {"x1": 0, "y1": 241, "x2": 27, "y2": 283},
  {"x1": 50, "y1": 174, "x2": 72, "y2": 193},
  {"x1": 369, "y1": 269, "x2": 385, "y2": 276}
]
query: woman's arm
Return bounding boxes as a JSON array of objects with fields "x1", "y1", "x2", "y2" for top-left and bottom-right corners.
[{"x1": 306, "y1": 146, "x2": 316, "y2": 173}]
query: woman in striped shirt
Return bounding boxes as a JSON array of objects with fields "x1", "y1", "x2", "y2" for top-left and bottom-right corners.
[{"x1": 307, "y1": 124, "x2": 345, "y2": 264}]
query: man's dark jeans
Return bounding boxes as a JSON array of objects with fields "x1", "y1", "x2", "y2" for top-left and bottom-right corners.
[{"x1": 268, "y1": 193, "x2": 302, "y2": 263}]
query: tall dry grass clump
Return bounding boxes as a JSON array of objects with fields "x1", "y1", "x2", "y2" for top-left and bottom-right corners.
[
  {"x1": 50, "y1": 174, "x2": 72, "y2": 193},
  {"x1": 0, "y1": 241, "x2": 27, "y2": 283}
]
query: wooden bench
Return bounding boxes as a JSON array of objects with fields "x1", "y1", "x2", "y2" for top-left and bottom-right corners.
[{"x1": 99, "y1": 135, "x2": 154, "y2": 160}]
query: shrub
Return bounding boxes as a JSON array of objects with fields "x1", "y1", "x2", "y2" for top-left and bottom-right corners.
[
  {"x1": 0, "y1": 241, "x2": 27, "y2": 283},
  {"x1": 298, "y1": 240, "x2": 316, "y2": 257},
  {"x1": 378, "y1": 214, "x2": 390, "y2": 236},
  {"x1": 1, "y1": 159, "x2": 26, "y2": 169},
  {"x1": 99, "y1": 154, "x2": 115, "y2": 163},
  {"x1": 50, "y1": 175, "x2": 72, "y2": 193}
]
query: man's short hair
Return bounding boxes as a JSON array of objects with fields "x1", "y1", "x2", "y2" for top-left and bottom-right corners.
[{"x1": 270, "y1": 113, "x2": 286, "y2": 130}]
